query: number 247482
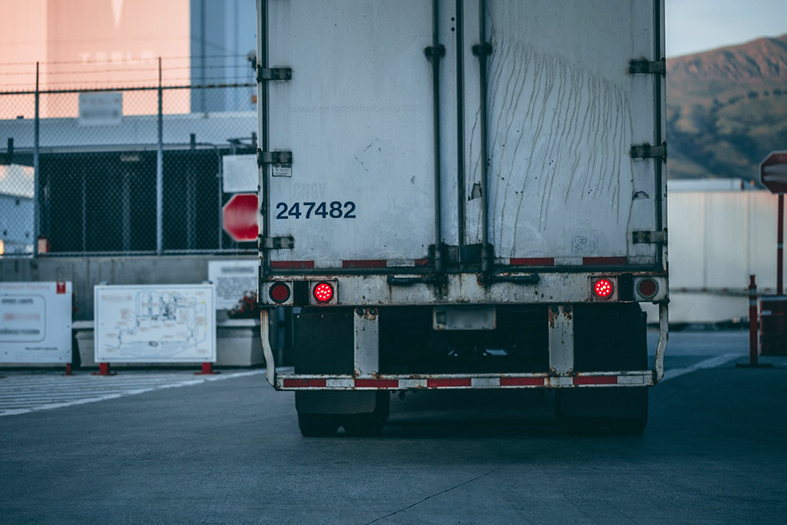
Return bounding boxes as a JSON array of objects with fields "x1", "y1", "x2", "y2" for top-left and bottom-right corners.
[{"x1": 275, "y1": 201, "x2": 356, "y2": 220}]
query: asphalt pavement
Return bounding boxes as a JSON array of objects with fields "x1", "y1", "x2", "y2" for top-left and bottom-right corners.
[{"x1": 1, "y1": 330, "x2": 785, "y2": 525}]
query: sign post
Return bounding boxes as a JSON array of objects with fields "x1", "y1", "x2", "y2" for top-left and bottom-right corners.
[
  {"x1": 780, "y1": 194, "x2": 784, "y2": 296},
  {"x1": 222, "y1": 193, "x2": 259, "y2": 243},
  {"x1": 760, "y1": 152, "x2": 787, "y2": 295},
  {"x1": 758, "y1": 152, "x2": 787, "y2": 357}
]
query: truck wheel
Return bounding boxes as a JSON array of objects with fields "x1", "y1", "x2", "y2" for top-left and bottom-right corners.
[
  {"x1": 605, "y1": 388, "x2": 648, "y2": 435},
  {"x1": 606, "y1": 412, "x2": 648, "y2": 436},
  {"x1": 342, "y1": 392, "x2": 390, "y2": 437},
  {"x1": 297, "y1": 413, "x2": 341, "y2": 437},
  {"x1": 556, "y1": 388, "x2": 648, "y2": 436}
]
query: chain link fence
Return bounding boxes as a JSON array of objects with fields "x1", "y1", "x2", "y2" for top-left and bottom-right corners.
[{"x1": 0, "y1": 59, "x2": 258, "y2": 257}]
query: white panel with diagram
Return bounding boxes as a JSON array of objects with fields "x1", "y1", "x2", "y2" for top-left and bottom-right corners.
[{"x1": 94, "y1": 284, "x2": 215, "y2": 363}]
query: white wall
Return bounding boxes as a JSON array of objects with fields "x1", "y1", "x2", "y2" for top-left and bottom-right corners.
[{"x1": 663, "y1": 189, "x2": 786, "y2": 323}]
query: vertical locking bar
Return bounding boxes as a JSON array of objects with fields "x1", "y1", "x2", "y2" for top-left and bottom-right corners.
[
  {"x1": 427, "y1": 0, "x2": 445, "y2": 275},
  {"x1": 475, "y1": 0, "x2": 492, "y2": 276},
  {"x1": 455, "y1": 0, "x2": 467, "y2": 263}
]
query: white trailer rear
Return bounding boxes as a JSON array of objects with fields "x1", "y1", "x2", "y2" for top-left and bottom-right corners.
[{"x1": 256, "y1": 0, "x2": 668, "y2": 436}]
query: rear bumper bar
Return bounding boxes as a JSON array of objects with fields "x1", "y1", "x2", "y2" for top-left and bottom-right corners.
[
  {"x1": 275, "y1": 370, "x2": 654, "y2": 390},
  {"x1": 260, "y1": 303, "x2": 669, "y2": 391}
]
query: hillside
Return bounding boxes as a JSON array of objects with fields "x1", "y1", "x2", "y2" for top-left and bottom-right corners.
[{"x1": 666, "y1": 34, "x2": 787, "y2": 182}]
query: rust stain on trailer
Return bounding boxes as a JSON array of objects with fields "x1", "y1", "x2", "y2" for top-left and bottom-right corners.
[
  {"x1": 547, "y1": 305, "x2": 559, "y2": 329},
  {"x1": 483, "y1": 33, "x2": 631, "y2": 254},
  {"x1": 355, "y1": 307, "x2": 378, "y2": 321}
]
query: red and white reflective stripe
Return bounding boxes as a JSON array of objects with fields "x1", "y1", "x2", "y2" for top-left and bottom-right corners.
[
  {"x1": 270, "y1": 259, "x2": 430, "y2": 269},
  {"x1": 510, "y1": 257, "x2": 555, "y2": 266},
  {"x1": 581, "y1": 257, "x2": 628, "y2": 266},
  {"x1": 272, "y1": 258, "x2": 630, "y2": 269},
  {"x1": 278, "y1": 372, "x2": 653, "y2": 390},
  {"x1": 342, "y1": 260, "x2": 387, "y2": 268},
  {"x1": 281, "y1": 378, "x2": 327, "y2": 388},
  {"x1": 270, "y1": 260, "x2": 315, "y2": 269},
  {"x1": 505, "y1": 257, "x2": 629, "y2": 266}
]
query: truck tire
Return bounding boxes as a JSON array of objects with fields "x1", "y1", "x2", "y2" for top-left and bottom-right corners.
[
  {"x1": 342, "y1": 392, "x2": 390, "y2": 437},
  {"x1": 607, "y1": 409, "x2": 648, "y2": 436},
  {"x1": 297, "y1": 413, "x2": 341, "y2": 437},
  {"x1": 556, "y1": 387, "x2": 648, "y2": 436}
]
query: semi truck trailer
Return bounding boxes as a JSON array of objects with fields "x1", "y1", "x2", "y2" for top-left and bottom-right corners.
[{"x1": 255, "y1": 0, "x2": 668, "y2": 436}]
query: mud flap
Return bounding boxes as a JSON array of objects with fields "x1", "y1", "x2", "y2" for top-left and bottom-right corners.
[
  {"x1": 296, "y1": 391, "x2": 380, "y2": 415},
  {"x1": 556, "y1": 387, "x2": 648, "y2": 435},
  {"x1": 296, "y1": 391, "x2": 390, "y2": 437},
  {"x1": 557, "y1": 387, "x2": 649, "y2": 420}
]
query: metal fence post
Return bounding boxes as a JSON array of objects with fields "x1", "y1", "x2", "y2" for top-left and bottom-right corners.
[
  {"x1": 218, "y1": 145, "x2": 223, "y2": 251},
  {"x1": 156, "y1": 57, "x2": 164, "y2": 255},
  {"x1": 187, "y1": 133, "x2": 196, "y2": 250},
  {"x1": 33, "y1": 62, "x2": 40, "y2": 257}
]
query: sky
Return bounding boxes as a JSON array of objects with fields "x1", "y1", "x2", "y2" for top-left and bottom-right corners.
[{"x1": 666, "y1": 0, "x2": 787, "y2": 57}]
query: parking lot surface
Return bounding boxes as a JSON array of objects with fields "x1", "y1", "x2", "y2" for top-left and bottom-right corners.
[{"x1": 1, "y1": 330, "x2": 785, "y2": 524}]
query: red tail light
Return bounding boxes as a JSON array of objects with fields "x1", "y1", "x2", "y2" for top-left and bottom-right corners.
[
  {"x1": 593, "y1": 278, "x2": 614, "y2": 299},
  {"x1": 637, "y1": 278, "x2": 659, "y2": 299},
  {"x1": 269, "y1": 282, "x2": 291, "y2": 303},
  {"x1": 312, "y1": 282, "x2": 334, "y2": 303}
]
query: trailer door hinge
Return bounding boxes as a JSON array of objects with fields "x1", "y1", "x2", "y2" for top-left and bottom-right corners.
[
  {"x1": 629, "y1": 58, "x2": 666, "y2": 76},
  {"x1": 631, "y1": 142, "x2": 667, "y2": 161},
  {"x1": 260, "y1": 236, "x2": 294, "y2": 250},
  {"x1": 256, "y1": 66, "x2": 292, "y2": 82},
  {"x1": 632, "y1": 230, "x2": 667, "y2": 244}
]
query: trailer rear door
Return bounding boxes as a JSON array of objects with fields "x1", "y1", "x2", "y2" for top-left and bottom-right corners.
[
  {"x1": 460, "y1": 0, "x2": 665, "y2": 268},
  {"x1": 263, "y1": 0, "x2": 436, "y2": 268}
]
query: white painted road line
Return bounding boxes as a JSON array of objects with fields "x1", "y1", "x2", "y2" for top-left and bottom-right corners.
[
  {"x1": 661, "y1": 353, "x2": 743, "y2": 382},
  {"x1": 0, "y1": 355, "x2": 748, "y2": 418},
  {"x1": 0, "y1": 370, "x2": 266, "y2": 417}
]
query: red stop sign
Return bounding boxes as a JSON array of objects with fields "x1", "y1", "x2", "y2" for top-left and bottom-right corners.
[
  {"x1": 222, "y1": 193, "x2": 259, "y2": 242},
  {"x1": 760, "y1": 151, "x2": 787, "y2": 194}
]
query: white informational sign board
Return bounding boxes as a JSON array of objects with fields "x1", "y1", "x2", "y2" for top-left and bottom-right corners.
[
  {"x1": 222, "y1": 154, "x2": 258, "y2": 193},
  {"x1": 0, "y1": 281, "x2": 72, "y2": 364},
  {"x1": 94, "y1": 285, "x2": 215, "y2": 363},
  {"x1": 78, "y1": 92, "x2": 122, "y2": 126},
  {"x1": 208, "y1": 260, "x2": 259, "y2": 310}
]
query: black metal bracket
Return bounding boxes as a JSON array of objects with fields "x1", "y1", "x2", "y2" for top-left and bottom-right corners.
[
  {"x1": 256, "y1": 66, "x2": 292, "y2": 82},
  {"x1": 629, "y1": 58, "x2": 666, "y2": 76},
  {"x1": 257, "y1": 149, "x2": 293, "y2": 166},
  {"x1": 633, "y1": 230, "x2": 667, "y2": 244},
  {"x1": 387, "y1": 274, "x2": 448, "y2": 286},
  {"x1": 472, "y1": 43, "x2": 493, "y2": 57},
  {"x1": 259, "y1": 236, "x2": 294, "y2": 250},
  {"x1": 424, "y1": 45, "x2": 446, "y2": 60},
  {"x1": 480, "y1": 274, "x2": 540, "y2": 285},
  {"x1": 631, "y1": 142, "x2": 667, "y2": 161}
]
